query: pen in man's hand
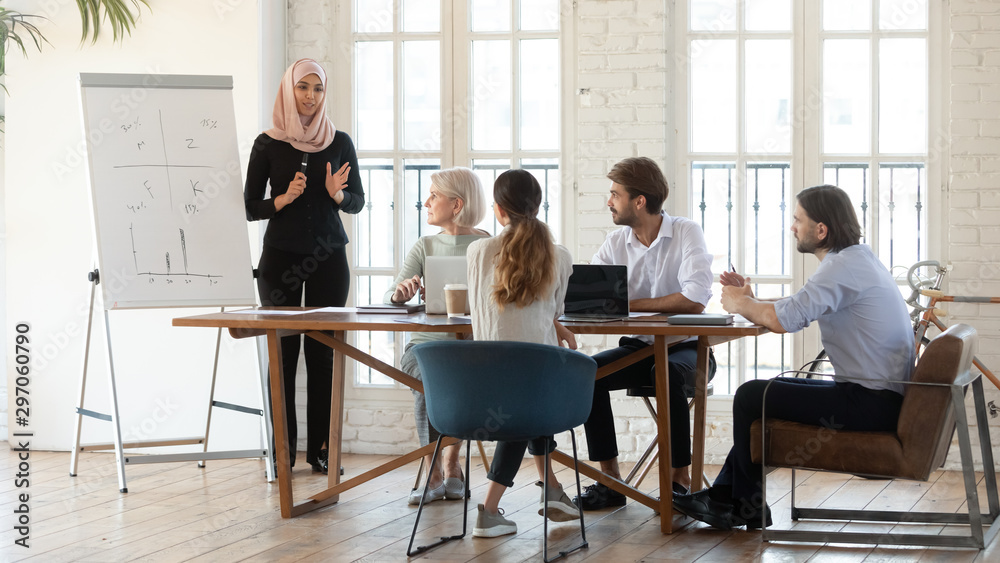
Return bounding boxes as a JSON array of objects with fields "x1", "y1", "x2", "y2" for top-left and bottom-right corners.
[{"x1": 727, "y1": 262, "x2": 745, "y2": 287}]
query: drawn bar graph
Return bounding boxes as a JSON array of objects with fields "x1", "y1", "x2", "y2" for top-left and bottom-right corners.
[{"x1": 130, "y1": 222, "x2": 222, "y2": 279}]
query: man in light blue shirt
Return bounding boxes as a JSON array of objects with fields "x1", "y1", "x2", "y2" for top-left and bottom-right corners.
[{"x1": 673, "y1": 184, "x2": 915, "y2": 531}]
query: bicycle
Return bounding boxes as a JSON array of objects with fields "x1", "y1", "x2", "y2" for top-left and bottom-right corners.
[{"x1": 905, "y1": 260, "x2": 1000, "y2": 391}]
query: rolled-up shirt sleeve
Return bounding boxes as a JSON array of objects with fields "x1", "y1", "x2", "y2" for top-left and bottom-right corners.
[
  {"x1": 773, "y1": 262, "x2": 853, "y2": 333},
  {"x1": 676, "y1": 222, "x2": 713, "y2": 306}
]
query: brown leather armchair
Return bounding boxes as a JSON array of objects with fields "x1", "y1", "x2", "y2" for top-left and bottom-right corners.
[{"x1": 750, "y1": 324, "x2": 1000, "y2": 548}]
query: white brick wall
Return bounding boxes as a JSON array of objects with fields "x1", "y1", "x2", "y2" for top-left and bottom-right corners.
[
  {"x1": 280, "y1": 0, "x2": 1000, "y2": 471},
  {"x1": 943, "y1": 1, "x2": 1000, "y2": 470}
]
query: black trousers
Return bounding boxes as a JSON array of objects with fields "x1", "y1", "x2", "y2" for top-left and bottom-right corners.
[
  {"x1": 487, "y1": 438, "x2": 556, "y2": 488},
  {"x1": 714, "y1": 377, "x2": 903, "y2": 518},
  {"x1": 585, "y1": 338, "x2": 716, "y2": 468},
  {"x1": 257, "y1": 243, "x2": 350, "y2": 465}
]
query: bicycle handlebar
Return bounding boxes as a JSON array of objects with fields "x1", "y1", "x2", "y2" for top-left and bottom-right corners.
[{"x1": 906, "y1": 260, "x2": 942, "y2": 292}]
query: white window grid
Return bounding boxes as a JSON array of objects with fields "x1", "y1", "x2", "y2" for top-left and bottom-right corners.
[
  {"x1": 342, "y1": 1, "x2": 563, "y2": 389},
  {"x1": 676, "y1": 0, "x2": 940, "y2": 394}
]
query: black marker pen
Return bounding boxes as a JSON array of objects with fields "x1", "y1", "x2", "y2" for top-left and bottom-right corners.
[{"x1": 300, "y1": 153, "x2": 309, "y2": 175}]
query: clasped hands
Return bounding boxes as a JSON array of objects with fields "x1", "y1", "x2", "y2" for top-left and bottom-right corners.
[{"x1": 720, "y1": 269, "x2": 753, "y2": 314}]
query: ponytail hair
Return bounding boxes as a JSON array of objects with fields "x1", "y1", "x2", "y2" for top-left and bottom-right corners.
[{"x1": 491, "y1": 169, "x2": 555, "y2": 310}]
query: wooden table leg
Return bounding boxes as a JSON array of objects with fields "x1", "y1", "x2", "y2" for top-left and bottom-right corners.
[
  {"x1": 328, "y1": 330, "x2": 346, "y2": 496},
  {"x1": 266, "y1": 329, "x2": 294, "y2": 518},
  {"x1": 690, "y1": 337, "x2": 710, "y2": 493},
  {"x1": 653, "y1": 335, "x2": 674, "y2": 533}
]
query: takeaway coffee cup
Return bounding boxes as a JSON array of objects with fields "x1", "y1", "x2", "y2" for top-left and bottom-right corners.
[{"x1": 444, "y1": 283, "x2": 468, "y2": 317}]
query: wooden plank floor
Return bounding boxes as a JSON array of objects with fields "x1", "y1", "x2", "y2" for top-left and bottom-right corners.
[{"x1": 1, "y1": 442, "x2": 998, "y2": 562}]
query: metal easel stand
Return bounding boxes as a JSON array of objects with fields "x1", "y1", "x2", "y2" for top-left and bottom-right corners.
[{"x1": 69, "y1": 269, "x2": 273, "y2": 492}]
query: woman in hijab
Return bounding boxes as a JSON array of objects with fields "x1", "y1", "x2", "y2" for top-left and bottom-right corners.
[{"x1": 245, "y1": 58, "x2": 365, "y2": 474}]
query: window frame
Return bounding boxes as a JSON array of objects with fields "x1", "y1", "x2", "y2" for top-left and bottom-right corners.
[
  {"x1": 335, "y1": 1, "x2": 574, "y2": 398},
  {"x1": 674, "y1": 0, "x2": 944, "y2": 390}
]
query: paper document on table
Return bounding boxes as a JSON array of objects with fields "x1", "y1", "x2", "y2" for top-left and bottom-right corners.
[
  {"x1": 223, "y1": 308, "x2": 310, "y2": 315},
  {"x1": 394, "y1": 314, "x2": 472, "y2": 326},
  {"x1": 303, "y1": 307, "x2": 358, "y2": 313}
]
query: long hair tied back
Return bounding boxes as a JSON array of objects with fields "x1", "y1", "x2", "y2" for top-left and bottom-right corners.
[{"x1": 491, "y1": 169, "x2": 555, "y2": 310}]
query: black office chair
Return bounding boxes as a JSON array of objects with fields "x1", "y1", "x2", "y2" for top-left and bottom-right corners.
[{"x1": 407, "y1": 340, "x2": 597, "y2": 562}]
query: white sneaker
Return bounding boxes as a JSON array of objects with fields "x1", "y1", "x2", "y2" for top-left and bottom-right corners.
[
  {"x1": 408, "y1": 482, "x2": 446, "y2": 506},
  {"x1": 473, "y1": 504, "x2": 517, "y2": 537},
  {"x1": 537, "y1": 481, "x2": 581, "y2": 522},
  {"x1": 443, "y1": 477, "x2": 465, "y2": 500}
]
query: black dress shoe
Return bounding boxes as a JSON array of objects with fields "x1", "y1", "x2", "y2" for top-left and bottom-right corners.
[
  {"x1": 309, "y1": 449, "x2": 329, "y2": 474},
  {"x1": 573, "y1": 482, "x2": 627, "y2": 510},
  {"x1": 732, "y1": 503, "x2": 772, "y2": 530},
  {"x1": 671, "y1": 489, "x2": 741, "y2": 531}
]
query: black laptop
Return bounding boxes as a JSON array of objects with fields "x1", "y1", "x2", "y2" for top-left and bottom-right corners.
[{"x1": 559, "y1": 264, "x2": 629, "y2": 322}]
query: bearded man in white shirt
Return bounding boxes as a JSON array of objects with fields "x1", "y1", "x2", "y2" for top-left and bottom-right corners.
[{"x1": 574, "y1": 157, "x2": 716, "y2": 511}]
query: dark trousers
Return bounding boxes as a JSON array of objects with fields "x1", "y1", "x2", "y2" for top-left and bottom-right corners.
[
  {"x1": 585, "y1": 338, "x2": 716, "y2": 468},
  {"x1": 487, "y1": 437, "x2": 556, "y2": 488},
  {"x1": 714, "y1": 377, "x2": 903, "y2": 517},
  {"x1": 257, "y1": 244, "x2": 350, "y2": 465}
]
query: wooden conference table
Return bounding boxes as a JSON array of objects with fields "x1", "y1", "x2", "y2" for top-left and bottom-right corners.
[{"x1": 172, "y1": 308, "x2": 766, "y2": 532}]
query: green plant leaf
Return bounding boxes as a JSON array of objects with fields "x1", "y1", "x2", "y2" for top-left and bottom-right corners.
[
  {"x1": 76, "y1": 0, "x2": 150, "y2": 45},
  {"x1": 0, "y1": 8, "x2": 51, "y2": 79}
]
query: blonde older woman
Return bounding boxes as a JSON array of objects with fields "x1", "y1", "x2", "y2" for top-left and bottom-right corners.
[{"x1": 384, "y1": 167, "x2": 489, "y2": 505}]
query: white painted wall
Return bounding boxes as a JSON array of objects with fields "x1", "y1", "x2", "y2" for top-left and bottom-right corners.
[
  {"x1": 1, "y1": 124, "x2": 7, "y2": 442},
  {"x1": 4, "y1": 0, "x2": 262, "y2": 454}
]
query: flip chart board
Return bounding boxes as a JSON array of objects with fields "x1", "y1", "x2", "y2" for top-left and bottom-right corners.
[{"x1": 79, "y1": 73, "x2": 255, "y2": 309}]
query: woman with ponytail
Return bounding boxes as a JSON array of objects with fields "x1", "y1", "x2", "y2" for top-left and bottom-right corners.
[{"x1": 464, "y1": 169, "x2": 578, "y2": 538}]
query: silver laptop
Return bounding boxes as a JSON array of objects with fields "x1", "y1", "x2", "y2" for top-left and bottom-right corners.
[
  {"x1": 424, "y1": 256, "x2": 469, "y2": 315},
  {"x1": 559, "y1": 264, "x2": 630, "y2": 322}
]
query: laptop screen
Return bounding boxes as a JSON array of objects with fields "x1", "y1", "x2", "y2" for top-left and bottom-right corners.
[
  {"x1": 424, "y1": 256, "x2": 468, "y2": 315},
  {"x1": 563, "y1": 264, "x2": 629, "y2": 318}
]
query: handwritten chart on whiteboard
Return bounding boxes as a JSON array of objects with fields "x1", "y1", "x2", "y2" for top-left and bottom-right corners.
[{"x1": 80, "y1": 73, "x2": 255, "y2": 309}]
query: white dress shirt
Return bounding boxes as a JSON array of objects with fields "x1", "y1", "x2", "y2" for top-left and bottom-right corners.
[{"x1": 592, "y1": 211, "x2": 714, "y2": 343}]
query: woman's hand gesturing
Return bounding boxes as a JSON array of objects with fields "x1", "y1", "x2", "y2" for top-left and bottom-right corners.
[{"x1": 326, "y1": 162, "x2": 351, "y2": 203}]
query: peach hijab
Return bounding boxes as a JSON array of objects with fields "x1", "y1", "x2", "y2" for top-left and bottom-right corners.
[{"x1": 265, "y1": 58, "x2": 336, "y2": 153}]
